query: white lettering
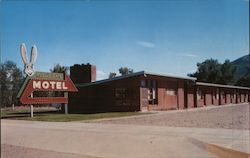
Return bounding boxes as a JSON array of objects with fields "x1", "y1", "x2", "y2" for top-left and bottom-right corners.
[
  {"x1": 50, "y1": 81, "x2": 56, "y2": 89},
  {"x1": 32, "y1": 80, "x2": 71, "y2": 90},
  {"x1": 62, "y1": 82, "x2": 68, "y2": 90},
  {"x1": 33, "y1": 81, "x2": 41, "y2": 89},
  {"x1": 56, "y1": 82, "x2": 61, "y2": 89},
  {"x1": 42, "y1": 81, "x2": 50, "y2": 89}
]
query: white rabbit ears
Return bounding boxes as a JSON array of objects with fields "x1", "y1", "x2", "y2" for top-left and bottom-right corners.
[
  {"x1": 30, "y1": 45, "x2": 37, "y2": 64},
  {"x1": 20, "y1": 43, "x2": 37, "y2": 65},
  {"x1": 20, "y1": 43, "x2": 28, "y2": 65}
]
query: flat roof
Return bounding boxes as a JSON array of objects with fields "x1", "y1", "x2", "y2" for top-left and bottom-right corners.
[
  {"x1": 76, "y1": 71, "x2": 196, "y2": 87},
  {"x1": 196, "y1": 82, "x2": 250, "y2": 90}
]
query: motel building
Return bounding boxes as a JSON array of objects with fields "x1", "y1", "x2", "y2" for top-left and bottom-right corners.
[{"x1": 68, "y1": 64, "x2": 250, "y2": 113}]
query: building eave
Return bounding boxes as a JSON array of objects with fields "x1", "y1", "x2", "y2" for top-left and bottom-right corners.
[
  {"x1": 196, "y1": 82, "x2": 250, "y2": 90},
  {"x1": 76, "y1": 71, "x2": 196, "y2": 87},
  {"x1": 76, "y1": 71, "x2": 145, "y2": 87},
  {"x1": 144, "y1": 71, "x2": 197, "y2": 81}
]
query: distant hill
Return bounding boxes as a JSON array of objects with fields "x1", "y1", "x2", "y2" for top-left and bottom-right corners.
[{"x1": 231, "y1": 54, "x2": 250, "y2": 80}]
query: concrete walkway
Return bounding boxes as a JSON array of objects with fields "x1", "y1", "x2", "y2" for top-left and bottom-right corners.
[{"x1": 1, "y1": 119, "x2": 250, "y2": 158}]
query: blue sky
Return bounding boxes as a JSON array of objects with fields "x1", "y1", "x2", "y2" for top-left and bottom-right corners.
[{"x1": 1, "y1": 0, "x2": 249, "y2": 80}]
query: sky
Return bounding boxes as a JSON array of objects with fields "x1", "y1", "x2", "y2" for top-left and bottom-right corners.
[{"x1": 1, "y1": 0, "x2": 249, "y2": 80}]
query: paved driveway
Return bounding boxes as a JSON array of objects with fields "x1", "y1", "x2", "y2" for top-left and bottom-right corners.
[{"x1": 1, "y1": 119, "x2": 250, "y2": 158}]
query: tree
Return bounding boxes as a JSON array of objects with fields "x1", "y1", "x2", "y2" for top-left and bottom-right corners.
[
  {"x1": 188, "y1": 59, "x2": 221, "y2": 83},
  {"x1": 118, "y1": 67, "x2": 133, "y2": 76},
  {"x1": 109, "y1": 72, "x2": 116, "y2": 79},
  {"x1": 188, "y1": 58, "x2": 236, "y2": 85},
  {"x1": 50, "y1": 63, "x2": 69, "y2": 74},
  {"x1": 218, "y1": 59, "x2": 236, "y2": 84},
  {"x1": 0, "y1": 61, "x2": 23, "y2": 107},
  {"x1": 235, "y1": 64, "x2": 250, "y2": 87}
]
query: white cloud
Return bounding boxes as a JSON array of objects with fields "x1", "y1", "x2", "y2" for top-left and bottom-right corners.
[
  {"x1": 179, "y1": 53, "x2": 199, "y2": 58},
  {"x1": 96, "y1": 70, "x2": 108, "y2": 80},
  {"x1": 136, "y1": 40, "x2": 155, "y2": 48}
]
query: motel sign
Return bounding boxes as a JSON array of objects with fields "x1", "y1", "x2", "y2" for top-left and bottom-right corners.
[
  {"x1": 17, "y1": 43, "x2": 78, "y2": 117},
  {"x1": 17, "y1": 71, "x2": 78, "y2": 105},
  {"x1": 33, "y1": 80, "x2": 69, "y2": 90}
]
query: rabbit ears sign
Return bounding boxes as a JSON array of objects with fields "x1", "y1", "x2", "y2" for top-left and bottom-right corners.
[
  {"x1": 17, "y1": 44, "x2": 78, "y2": 108},
  {"x1": 20, "y1": 43, "x2": 37, "y2": 77}
]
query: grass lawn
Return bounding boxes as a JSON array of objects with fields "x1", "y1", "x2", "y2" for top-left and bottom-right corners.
[{"x1": 1, "y1": 107, "x2": 148, "y2": 122}]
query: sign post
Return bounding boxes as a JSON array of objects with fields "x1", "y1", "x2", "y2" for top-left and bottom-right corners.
[
  {"x1": 64, "y1": 92, "x2": 68, "y2": 114},
  {"x1": 30, "y1": 92, "x2": 34, "y2": 117}
]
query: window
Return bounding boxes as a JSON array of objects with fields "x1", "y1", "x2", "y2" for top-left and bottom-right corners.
[
  {"x1": 221, "y1": 91, "x2": 223, "y2": 98},
  {"x1": 213, "y1": 89, "x2": 219, "y2": 99},
  {"x1": 165, "y1": 88, "x2": 177, "y2": 96},
  {"x1": 141, "y1": 80, "x2": 146, "y2": 87},
  {"x1": 197, "y1": 88, "x2": 203, "y2": 100},
  {"x1": 115, "y1": 88, "x2": 129, "y2": 99},
  {"x1": 147, "y1": 80, "x2": 158, "y2": 105},
  {"x1": 114, "y1": 88, "x2": 130, "y2": 106},
  {"x1": 148, "y1": 89, "x2": 156, "y2": 99},
  {"x1": 221, "y1": 91, "x2": 225, "y2": 99},
  {"x1": 213, "y1": 91, "x2": 216, "y2": 99}
]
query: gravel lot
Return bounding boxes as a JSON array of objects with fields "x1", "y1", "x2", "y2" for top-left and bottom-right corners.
[{"x1": 90, "y1": 103, "x2": 250, "y2": 130}]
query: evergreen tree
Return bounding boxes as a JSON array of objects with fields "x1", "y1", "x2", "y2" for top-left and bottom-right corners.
[
  {"x1": 50, "y1": 63, "x2": 69, "y2": 74},
  {"x1": 188, "y1": 59, "x2": 221, "y2": 83},
  {"x1": 0, "y1": 61, "x2": 23, "y2": 107},
  {"x1": 188, "y1": 58, "x2": 236, "y2": 85},
  {"x1": 118, "y1": 67, "x2": 133, "y2": 76}
]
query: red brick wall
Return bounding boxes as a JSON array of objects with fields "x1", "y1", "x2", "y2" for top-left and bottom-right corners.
[
  {"x1": 220, "y1": 90, "x2": 226, "y2": 105},
  {"x1": 236, "y1": 92, "x2": 240, "y2": 103},
  {"x1": 196, "y1": 86, "x2": 205, "y2": 107},
  {"x1": 140, "y1": 87, "x2": 148, "y2": 111},
  {"x1": 70, "y1": 64, "x2": 96, "y2": 84},
  {"x1": 241, "y1": 94, "x2": 245, "y2": 102},
  {"x1": 205, "y1": 93, "x2": 212, "y2": 106},
  {"x1": 158, "y1": 78, "x2": 178, "y2": 110},
  {"x1": 157, "y1": 87, "x2": 178, "y2": 110},
  {"x1": 229, "y1": 91, "x2": 236, "y2": 104},
  {"x1": 139, "y1": 75, "x2": 187, "y2": 111},
  {"x1": 213, "y1": 98, "x2": 219, "y2": 105},
  {"x1": 69, "y1": 76, "x2": 141, "y2": 113},
  {"x1": 147, "y1": 77, "x2": 178, "y2": 110},
  {"x1": 185, "y1": 82, "x2": 195, "y2": 108},
  {"x1": 187, "y1": 93, "x2": 194, "y2": 108},
  {"x1": 226, "y1": 93, "x2": 231, "y2": 104},
  {"x1": 177, "y1": 80, "x2": 185, "y2": 109}
]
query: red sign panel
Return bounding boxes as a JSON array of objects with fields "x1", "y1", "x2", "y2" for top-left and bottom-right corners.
[{"x1": 20, "y1": 73, "x2": 78, "y2": 104}]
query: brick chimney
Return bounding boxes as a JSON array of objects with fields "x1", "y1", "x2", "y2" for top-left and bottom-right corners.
[{"x1": 70, "y1": 63, "x2": 96, "y2": 84}]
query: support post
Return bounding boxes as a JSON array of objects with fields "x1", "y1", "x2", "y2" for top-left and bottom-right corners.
[
  {"x1": 219, "y1": 88, "x2": 221, "y2": 105},
  {"x1": 64, "y1": 92, "x2": 68, "y2": 114},
  {"x1": 30, "y1": 92, "x2": 34, "y2": 117},
  {"x1": 30, "y1": 105, "x2": 33, "y2": 117},
  {"x1": 194, "y1": 86, "x2": 197, "y2": 108}
]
